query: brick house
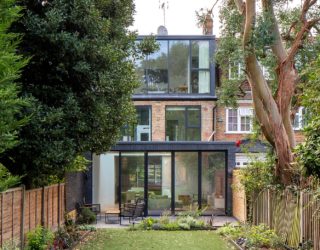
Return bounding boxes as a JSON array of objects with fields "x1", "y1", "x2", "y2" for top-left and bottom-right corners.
[{"x1": 89, "y1": 25, "x2": 305, "y2": 217}]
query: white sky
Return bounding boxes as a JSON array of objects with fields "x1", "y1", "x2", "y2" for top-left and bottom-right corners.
[
  {"x1": 130, "y1": 0, "x2": 221, "y2": 36},
  {"x1": 130, "y1": 0, "x2": 303, "y2": 36}
]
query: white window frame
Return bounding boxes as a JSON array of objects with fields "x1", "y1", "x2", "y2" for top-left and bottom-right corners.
[
  {"x1": 228, "y1": 61, "x2": 244, "y2": 80},
  {"x1": 226, "y1": 107, "x2": 254, "y2": 133},
  {"x1": 293, "y1": 107, "x2": 305, "y2": 131}
]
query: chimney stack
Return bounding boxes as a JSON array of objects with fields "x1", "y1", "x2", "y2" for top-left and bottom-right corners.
[{"x1": 203, "y1": 13, "x2": 213, "y2": 35}]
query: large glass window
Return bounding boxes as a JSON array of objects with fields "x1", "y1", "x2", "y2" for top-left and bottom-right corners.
[
  {"x1": 201, "y1": 152, "x2": 226, "y2": 215},
  {"x1": 121, "y1": 106, "x2": 151, "y2": 142},
  {"x1": 135, "y1": 39, "x2": 211, "y2": 94},
  {"x1": 120, "y1": 153, "x2": 145, "y2": 205},
  {"x1": 148, "y1": 152, "x2": 172, "y2": 215},
  {"x1": 191, "y1": 41, "x2": 210, "y2": 93},
  {"x1": 136, "y1": 41, "x2": 169, "y2": 93},
  {"x1": 175, "y1": 152, "x2": 198, "y2": 212},
  {"x1": 169, "y1": 41, "x2": 190, "y2": 93},
  {"x1": 166, "y1": 106, "x2": 201, "y2": 141}
]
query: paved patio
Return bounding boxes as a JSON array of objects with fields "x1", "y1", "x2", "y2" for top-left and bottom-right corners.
[{"x1": 94, "y1": 215, "x2": 238, "y2": 229}]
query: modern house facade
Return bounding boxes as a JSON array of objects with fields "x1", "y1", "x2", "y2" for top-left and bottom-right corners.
[
  {"x1": 91, "y1": 32, "x2": 240, "y2": 216},
  {"x1": 90, "y1": 26, "x2": 305, "y2": 217}
]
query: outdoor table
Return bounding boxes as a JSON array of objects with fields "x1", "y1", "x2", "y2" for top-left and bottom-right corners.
[{"x1": 105, "y1": 210, "x2": 120, "y2": 224}]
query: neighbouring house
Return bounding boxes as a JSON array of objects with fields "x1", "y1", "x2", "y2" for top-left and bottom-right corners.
[{"x1": 87, "y1": 21, "x2": 305, "y2": 217}]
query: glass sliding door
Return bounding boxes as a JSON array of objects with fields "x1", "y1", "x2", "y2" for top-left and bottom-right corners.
[
  {"x1": 201, "y1": 152, "x2": 226, "y2": 215},
  {"x1": 174, "y1": 152, "x2": 198, "y2": 212},
  {"x1": 147, "y1": 152, "x2": 172, "y2": 215},
  {"x1": 120, "y1": 153, "x2": 145, "y2": 205}
]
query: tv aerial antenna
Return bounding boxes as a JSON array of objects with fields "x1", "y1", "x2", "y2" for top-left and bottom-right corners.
[{"x1": 159, "y1": 1, "x2": 169, "y2": 27}]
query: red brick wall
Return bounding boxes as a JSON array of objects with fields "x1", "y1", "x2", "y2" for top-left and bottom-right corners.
[
  {"x1": 133, "y1": 100, "x2": 216, "y2": 141},
  {"x1": 133, "y1": 100, "x2": 305, "y2": 144}
]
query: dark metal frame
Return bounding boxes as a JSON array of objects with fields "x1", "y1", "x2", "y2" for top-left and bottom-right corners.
[
  {"x1": 115, "y1": 143, "x2": 235, "y2": 216},
  {"x1": 165, "y1": 105, "x2": 201, "y2": 141},
  {"x1": 133, "y1": 35, "x2": 216, "y2": 100}
]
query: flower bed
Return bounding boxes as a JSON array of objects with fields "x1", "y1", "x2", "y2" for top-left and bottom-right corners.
[
  {"x1": 131, "y1": 210, "x2": 214, "y2": 231},
  {"x1": 217, "y1": 223, "x2": 291, "y2": 250}
]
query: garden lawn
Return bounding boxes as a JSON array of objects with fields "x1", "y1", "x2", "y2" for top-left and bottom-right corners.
[{"x1": 78, "y1": 229, "x2": 233, "y2": 250}]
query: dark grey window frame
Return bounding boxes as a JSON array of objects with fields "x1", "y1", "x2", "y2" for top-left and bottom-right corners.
[
  {"x1": 133, "y1": 35, "x2": 216, "y2": 100},
  {"x1": 165, "y1": 105, "x2": 201, "y2": 141},
  {"x1": 121, "y1": 105, "x2": 152, "y2": 142},
  {"x1": 116, "y1": 148, "x2": 230, "y2": 216}
]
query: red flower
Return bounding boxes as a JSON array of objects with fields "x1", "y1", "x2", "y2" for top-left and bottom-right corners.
[{"x1": 235, "y1": 140, "x2": 241, "y2": 147}]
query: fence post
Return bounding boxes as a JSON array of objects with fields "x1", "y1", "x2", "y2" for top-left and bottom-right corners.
[
  {"x1": 57, "y1": 184, "x2": 61, "y2": 226},
  {"x1": 20, "y1": 185, "x2": 25, "y2": 250},
  {"x1": 41, "y1": 187, "x2": 45, "y2": 227},
  {"x1": 1, "y1": 193, "x2": 3, "y2": 248}
]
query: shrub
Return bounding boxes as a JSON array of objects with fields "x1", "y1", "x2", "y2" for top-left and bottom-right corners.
[
  {"x1": 216, "y1": 223, "x2": 242, "y2": 239},
  {"x1": 77, "y1": 207, "x2": 96, "y2": 224},
  {"x1": 217, "y1": 223, "x2": 284, "y2": 249},
  {"x1": 137, "y1": 217, "x2": 159, "y2": 230},
  {"x1": 26, "y1": 226, "x2": 54, "y2": 250},
  {"x1": 53, "y1": 214, "x2": 81, "y2": 249},
  {"x1": 1, "y1": 238, "x2": 20, "y2": 250}
]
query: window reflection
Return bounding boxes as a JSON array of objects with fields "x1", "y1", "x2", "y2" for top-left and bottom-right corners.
[{"x1": 135, "y1": 39, "x2": 211, "y2": 94}]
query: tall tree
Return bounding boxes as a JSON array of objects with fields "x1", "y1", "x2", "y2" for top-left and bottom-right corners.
[
  {"x1": 204, "y1": 0, "x2": 320, "y2": 185},
  {"x1": 1, "y1": 0, "x2": 146, "y2": 187},
  {"x1": 0, "y1": 0, "x2": 28, "y2": 190}
]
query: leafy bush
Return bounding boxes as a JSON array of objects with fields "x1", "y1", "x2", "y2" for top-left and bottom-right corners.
[
  {"x1": 1, "y1": 238, "x2": 20, "y2": 250},
  {"x1": 78, "y1": 225, "x2": 96, "y2": 231},
  {"x1": 0, "y1": 164, "x2": 21, "y2": 192},
  {"x1": 216, "y1": 223, "x2": 242, "y2": 239},
  {"x1": 217, "y1": 223, "x2": 284, "y2": 249},
  {"x1": 137, "y1": 217, "x2": 159, "y2": 230},
  {"x1": 77, "y1": 207, "x2": 96, "y2": 224},
  {"x1": 26, "y1": 226, "x2": 54, "y2": 250},
  {"x1": 136, "y1": 215, "x2": 208, "y2": 231}
]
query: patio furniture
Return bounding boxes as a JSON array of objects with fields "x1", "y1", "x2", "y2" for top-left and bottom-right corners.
[
  {"x1": 76, "y1": 201, "x2": 101, "y2": 223},
  {"x1": 105, "y1": 209, "x2": 120, "y2": 224},
  {"x1": 120, "y1": 198, "x2": 145, "y2": 225}
]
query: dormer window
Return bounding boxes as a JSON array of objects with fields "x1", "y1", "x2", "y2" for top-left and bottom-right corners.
[{"x1": 135, "y1": 38, "x2": 213, "y2": 95}]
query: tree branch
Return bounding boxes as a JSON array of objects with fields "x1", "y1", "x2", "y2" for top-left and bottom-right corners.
[
  {"x1": 234, "y1": 0, "x2": 246, "y2": 15},
  {"x1": 261, "y1": 0, "x2": 287, "y2": 63}
]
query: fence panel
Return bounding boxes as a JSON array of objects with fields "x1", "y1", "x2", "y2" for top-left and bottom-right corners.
[
  {"x1": 253, "y1": 189, "x2": 320, "y2": 250},
  {"x1": 0, "y1": 183, "x2": 65, "y2": 248}
]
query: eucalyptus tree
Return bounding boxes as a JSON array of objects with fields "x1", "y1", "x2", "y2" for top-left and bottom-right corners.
[{"x1": 202, "y1": 0, "x2": 320, "y2": 185}]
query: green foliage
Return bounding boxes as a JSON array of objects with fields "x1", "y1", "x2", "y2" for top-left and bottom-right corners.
[
  {"x1": 296, "y1": 54, "x2": 320, "y2": 178},
  {"x1": 0, "y1": 238, "x2": 20, "y2": 250},
  {"x1": 138, "y1": 36, "x2": 160, "y2": 55},
  {"x1": 0, "y1": 0, "x2": 29, "y2": 157},
  {"x1": 65, "y1": 155, "x2": 90, "y2": 173},
  {"x1": 216, "y1": 223, "x2": 242, "y2": 238},
  {"x1": 78, "y1": 225, "x2": 96, "y2": 231},
  {"x1": 0, "y1": 164, "x2": 20, "y2": 192},
  {"x1": 77, "y1": 207, "x2": 96, "y2": 224},
  {"x1": 26, "y1": 226, "x2": 54, "y2": 250},
  {"x1": 53, "y1": 214, "x2": 81, "y2": 249},
  {"x1": 1, "y1": 0, "x2": 148, "y2": 187},
  {"x1": 135, "y1": 211, "x2": 208, "y2": 231},
  {"x1": 218, "y1": 223, "x2": 284, "y2": 249},
  {"x1": 237, "y1": 153, "x2": 280, "y2": 196}
]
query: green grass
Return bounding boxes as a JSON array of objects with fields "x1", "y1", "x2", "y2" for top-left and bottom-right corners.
[{"x1": 79, "y1": 229, "x2": 233, "y2": 250}]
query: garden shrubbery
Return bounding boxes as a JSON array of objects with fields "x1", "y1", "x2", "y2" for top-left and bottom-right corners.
[
  {"x1": 132, "y1": 209, "x2": 210, "y2": 231},
  {"x1": 217, "y1": 223, "x2": 285, "y2": 249}
]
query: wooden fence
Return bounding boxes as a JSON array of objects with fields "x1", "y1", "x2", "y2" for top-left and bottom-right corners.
[
  {"x1": 0, "y1": 183, "x2": 65, "y2": 248},
  {"x1": 253, "y1": 189, "x2": 320, "y2": 250}
]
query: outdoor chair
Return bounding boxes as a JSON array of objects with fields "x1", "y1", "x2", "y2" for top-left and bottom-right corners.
[
  {"x1": 76, "y1": 201, "x2": 101, "y2": 223},
  {"x1": 119, "y1": 198, "x2": 145, "y2": 225}
]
